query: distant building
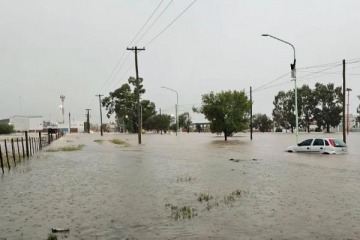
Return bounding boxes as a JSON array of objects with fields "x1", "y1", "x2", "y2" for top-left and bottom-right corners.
[{"x1": 9, "y1": 115, "x2": 43, "y2": 132}]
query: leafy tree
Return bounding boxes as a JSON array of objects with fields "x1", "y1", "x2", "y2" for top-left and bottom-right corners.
[
  {"x1": 298, "y1": 85, "x2": 316, "y2": 133},
  {"x1": 313, "y1": 83, "x2": 343, "y2": 133},
  {"x1": 272, "y1": 90, "x2": 300, "y2": 132},
  {"x1": 195, "y1": 123, "x2": 202, "y2": 133},
  {"x1": 178, "y1": 112, "x2": 192, "y2": 133},
  {"x1": 253, "y1": 114, "x2": 273, "y2": 132},
  {"x1": 102, "y1": 77, "x2": 155, "y2": 133},
  {"x1": 194, "y1": 90, "x2": 251, "y2": 141},
  {"x1": 144, "y1": 114, "x2": 171, "y2": 133},
  {"x1": 0, "y1": 124, "x2": 14, "y2": 134}
]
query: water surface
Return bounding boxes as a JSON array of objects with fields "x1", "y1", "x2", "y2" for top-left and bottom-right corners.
[{"x1": 1, "y1": 132, "x2": 359, "y2": 239}]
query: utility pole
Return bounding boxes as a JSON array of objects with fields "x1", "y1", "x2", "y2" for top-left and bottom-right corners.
[
  {"x1": 85, "y1": 109, "x2": 91, "y2": 133},
  {"x1": 96, "y1": 94, "x2": 104, "y2": 136},
  {"x1": 250, "y1": 86, "x2": 253, "y2": 140},
  {"x1": 127, "y1": 46, "x2": 145, "y2": 144},
  {"x1": 346, "y1": 88, "x2": 352, "y2": 134},
  {"x1": 69, "y1": 112, "x2": 71, "y2": 134},
  {"x1": 342, "y1": 60, "x2": 346, "y2": 143},
  {"x1": 160, "y1": 108, "x2": 162, "y2": 135}
]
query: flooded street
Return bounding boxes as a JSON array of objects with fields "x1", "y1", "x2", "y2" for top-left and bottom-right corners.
[{"x1": 1, "y1": 132, "x2": 360, "y2": 239}]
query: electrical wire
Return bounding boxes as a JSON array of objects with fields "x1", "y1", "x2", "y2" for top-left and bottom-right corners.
[
  {"x1": 128, "y1": 0, "x2": 165, "y2": 46},
  {"x1": 253, "y1": 72, "x2": 290, "y2": 92},
  {"x1": 135, "y1": 0, "x2": 176, "y2": 46},
  {"x1": 145, "y1": 0, "x2": 198, "y2": 47},
  {"x1": 98, "y1": 1, "x2": 166, "y2": 94}
]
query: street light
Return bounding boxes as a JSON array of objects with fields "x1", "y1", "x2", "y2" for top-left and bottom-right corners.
[
  {"x1": 161, "y1": 86, "x2": 179, "y2": 136},
  {"x1": 262, "y1": 34, "x2": 299, "y2": 144}
]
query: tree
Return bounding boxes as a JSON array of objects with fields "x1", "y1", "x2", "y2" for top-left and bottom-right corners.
[
  {"x1": 102, "y1": 77, "x2": 155, "y2": 133},
  {"x1": 194, "y1": 90, "x2": 251, "y2": 141},
  {"x1": 272, "y1": 90, "x2": 300, "y2": 132},
  {"x1": 298, "y1": 85, "x2": 317, "y2": 133},
  {"x1": 178, "y1": 112, "x2": 192, "y2": 133},
  {"x1": 313, "y1": 83, "x2": 343, "y2": 133},
  {"x1": 253, "y1": 114, "x2": 273, "y2": 132},
  {"x1": 0, "y1": 124, "x2": 14, "y2": 134},
  {"x1": 195, "y1": 123, "x2": 202, "y2": 133},
  {"x1": 144, "y1": 114, "x2": 171, "y2": 133}
]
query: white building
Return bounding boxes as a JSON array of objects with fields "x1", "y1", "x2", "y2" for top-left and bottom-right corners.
[{"x1": 9, "y1": 115, "x2": 43, "y2": 132}]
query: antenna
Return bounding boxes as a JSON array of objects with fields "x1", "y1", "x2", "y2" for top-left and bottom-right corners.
[{"x1": 60, "y1": 95, "x2": 65, "y2": 124}]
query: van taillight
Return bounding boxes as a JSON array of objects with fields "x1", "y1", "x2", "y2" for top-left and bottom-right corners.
[{"x1": 329, "y1": 139, "x2": 335, "y2": 147}]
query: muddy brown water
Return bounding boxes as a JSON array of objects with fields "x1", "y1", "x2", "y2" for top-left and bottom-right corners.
[{"x1": 0, "y1": 132, "x2": 360, "y2": 239}]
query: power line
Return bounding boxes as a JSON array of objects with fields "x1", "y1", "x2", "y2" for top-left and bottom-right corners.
[
  {"x1": 298, "y1": 69, "x2": 360, "y2": 76},
  {"x1": 253, "y1": 72, "x2": 290, "y2": 92},
  {"x1": 297, "y1": 63, "x2": 343, "y2": 81},
  {"x1": 135, "y1": 0, "x2": 176, "y2": 46},
  {"x1": 128, "y1": 0, "x2": 165, "y2": 46},
  {"x1": 99, "y1": 1, "x2": 167, "y2": 94},
  {"x1": 145, "y1": 0, "x2": 198, "y2": 47}
]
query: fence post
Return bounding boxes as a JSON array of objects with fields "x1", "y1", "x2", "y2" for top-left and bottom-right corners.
[
  {"x1": 11, "y1": 139, "x2": 16, "y2": 166},
  {"x1": 21, "y1": 137, "x2": 25, "y2": 159},
  {"x1": 39, "y1": 132, "x2": 42, "y2": 150},
  {"x1": 4, "y1": 140, "x2": 10, "y2": 170},
  {"x1": 25, "y1": 131, "x2": 29, "y2": 158},
  {"x1": 16, "y1": 138, "x2": 21, "y2": 161},
  {"x1": 29, "y1": 136, "x2": 32, "y2": 157},
  {"x1": 0, "y1": 145, "x2": 4, "y2": 174}
]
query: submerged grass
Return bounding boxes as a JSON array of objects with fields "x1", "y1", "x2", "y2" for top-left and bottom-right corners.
[
  {"x1": 165, "y1": 203, "x2": 197, "y2": 220},
  {"x1": 94, "y1": 139, "x2": 104, "y2": 144},
  {"x1": 46, "y1": 144, "x2": 85, "y2": 152},
  {"x1": 108, "y1": 139, "x2": 129, "y2": 147}
]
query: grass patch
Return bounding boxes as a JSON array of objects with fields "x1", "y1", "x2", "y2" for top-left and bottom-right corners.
[
  {"x1": 165, "y1": 204, "x2": 197, "y2": 220},
  {"x1": 109, "y1": 139, "x2": 129, "y2": 146},
  {"x1": 94, "y1": 139, "x2": 104, "y2": 144},
  {"x1": 197, "y1": 192, "x2": 213, "y2": 203},
  {"x1": 46, "y1": 144, "x2": 85, "y2": 152},
  {"x1": 223, "y1": 189, "x2": 242, "y2": 204}
]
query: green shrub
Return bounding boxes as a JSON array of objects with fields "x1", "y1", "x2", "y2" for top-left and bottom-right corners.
[{"x1": 0, "y1": 124, "x2": 14, "y2": 134}]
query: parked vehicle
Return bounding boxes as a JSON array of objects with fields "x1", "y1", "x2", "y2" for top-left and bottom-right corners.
[{"x1": 286, "y1": 138, "x2": 347, "y2": 154}]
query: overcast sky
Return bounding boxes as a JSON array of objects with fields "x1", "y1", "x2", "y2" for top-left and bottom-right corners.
[{"x1": 1, "y1": 0, "x2": 360, "y2": 124}]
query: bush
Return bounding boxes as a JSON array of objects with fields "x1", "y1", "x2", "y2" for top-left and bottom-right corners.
[
  {"x1": 0, "y1": 124, "x2": 14, "y2": 134},
  {"x1": 315, "y1": 127, "x2": 322, "y2": 132},
  {"x1": 275, "y1": 128, "x2": 283, "y2": 132}
]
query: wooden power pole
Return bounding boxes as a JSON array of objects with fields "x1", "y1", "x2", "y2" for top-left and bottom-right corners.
[
  {"x1": 85, "y1": 109, "x2": 91, "y2": 133},
  {"x1": 127, "y1": 46, "x2": 145, "y2": 144},
  {"x1": 96, "y1": 94, "x2": 104, "y2": 136}
]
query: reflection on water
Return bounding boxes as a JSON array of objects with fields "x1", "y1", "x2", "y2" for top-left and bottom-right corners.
[{"x1": 1, "y1": 132, "x2": 360, "y2": 239}]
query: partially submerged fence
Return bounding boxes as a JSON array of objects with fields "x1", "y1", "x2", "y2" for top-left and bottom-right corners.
[{"x1": 0, "y1": 131, "x2": 62, "y2": 173}]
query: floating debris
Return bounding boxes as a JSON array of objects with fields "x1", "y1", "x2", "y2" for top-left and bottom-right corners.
[{"x1": 51, "y1": 228, "x2": 70, "y2": 233}]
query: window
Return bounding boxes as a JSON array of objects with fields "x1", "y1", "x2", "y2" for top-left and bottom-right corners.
[
  {"x1": 313, "y1": 139, "x2": 324, "y2": 146},
  {"x1": 325, "y1": 140, "x2": 329, "y2": 146},
  {"x1": 299, "y1": 139, "x2": 313, "y2": 146}
]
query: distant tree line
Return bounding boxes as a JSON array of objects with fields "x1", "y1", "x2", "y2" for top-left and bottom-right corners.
[
  {"x1": 102, "y1": 76, "x2": 348, "y2": 140},
  {"x1": 272, "y1": 83, "x2": 343, "y2": 133},
  {"x1": 0, "y1": 124, "x2": 14, "y2": 134},
  {"x1": 102, "y1": 77, "x2": 192, "y2": 133}
]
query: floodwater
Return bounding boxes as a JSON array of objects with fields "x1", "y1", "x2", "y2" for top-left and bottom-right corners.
[{"x1": 1, "y1": 132, "x2": 360, "y2": 240}]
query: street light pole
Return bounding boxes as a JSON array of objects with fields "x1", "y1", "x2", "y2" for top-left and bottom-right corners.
[
  {"x1": 262, "y1": 34, "x2": 299, "y2": 143},
  {"x1": 161, "y1": 86, "x2": 179, "y2": 136},
  {"x1": 346, "y1": 88, "x2": 352, "y2": 134}
]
